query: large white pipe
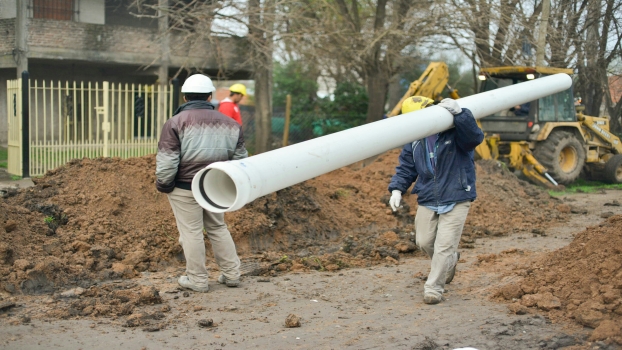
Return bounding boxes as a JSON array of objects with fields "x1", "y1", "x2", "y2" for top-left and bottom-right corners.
[{"x1": 193, "y1": 73, "x2": 572, "y2": 212}]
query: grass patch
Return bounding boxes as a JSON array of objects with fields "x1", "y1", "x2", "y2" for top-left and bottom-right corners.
[
  {"x1": 0, "y1": 147, "x2": 7, "y2": 169},
  {"x1": 549, "y1": 178, "x2": 622, "y2": 196}
]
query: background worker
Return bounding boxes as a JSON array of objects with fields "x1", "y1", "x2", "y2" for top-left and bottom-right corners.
[
  {"x1": 218, "y1": 83, "x2": 247, "y2": 125},
  {"x1": 388, "y1": 96, "x2": 484, "y2": 305},
  {"x1": 155, "y1": 74, "x2": 248, "y2": 292}
]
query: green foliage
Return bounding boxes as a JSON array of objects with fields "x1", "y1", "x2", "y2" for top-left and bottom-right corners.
[
  {"x1": 0, "y1": 147, "x2": 7, "y2": 169},
  {"x1": 549, "y1": 178, "x2": 622, "y2": 196},
  {"x1": 307, "y1": 80, "x2": 369, "y2": 136},
  {"x1": 446, "y1": 60, "x2": 476, "y2": 97},
  {"x1": 44, "y1": 216, "x2": 55, "y2": 224},
  {"x1": 273, "y1": 60, "x2": 319, "y2": 115},
  {"x1": 319, "y1": 81, "x2": 369, "y2": 126},
  {"x1": 11, "y1": 175, "x2": 21, "y2": 181},
  {"x1": 272, "y1": 61, "x2": 369, "y2": 138}
]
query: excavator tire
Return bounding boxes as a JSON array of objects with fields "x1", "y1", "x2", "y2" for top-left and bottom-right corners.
[
  {"x1": 604, "y1": 154, "x2": 622, "y2": 184},
  {"x1": 533, "y1": 131, "x2": 586, "y2": 184}
]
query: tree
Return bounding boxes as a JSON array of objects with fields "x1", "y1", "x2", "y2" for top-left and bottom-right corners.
[
  {"x1": 438, "y1": 0, "x2": 542, "y2": 68},
  {"x1": 133, "y1": 0, "x2": 283, "y2": 153},
  {"x1": 438, "y1": 0, "x2": 622, "y2": 132},
  {"x1": 573, "y1": 0, "x2": 622, "y2": 131},
  {"x1": 289, "y1": 0, "x2": 438, "y2": 123}
]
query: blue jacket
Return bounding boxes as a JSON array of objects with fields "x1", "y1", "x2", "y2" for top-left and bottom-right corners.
[{"x1": 388, "y1": 108, "x2": 484, "y2": 207}]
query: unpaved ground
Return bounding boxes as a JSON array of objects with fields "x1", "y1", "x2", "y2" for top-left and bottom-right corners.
[
  {"x1": 0, "y1": 193, "x2": 620, "y2": 350},
  {"x1": 0, "y1": 151, "x2": 621, "y2": 349}
]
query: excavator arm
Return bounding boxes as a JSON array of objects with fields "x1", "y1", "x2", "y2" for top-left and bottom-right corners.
[{"x1": 387, "y1": 62, "x2": 455, "y2": 117}]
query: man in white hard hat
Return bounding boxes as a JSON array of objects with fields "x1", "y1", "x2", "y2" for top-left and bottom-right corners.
[
  {"x1": 218, "y1": 83, "x2": 246, "y2": 125},
  {"x1": 155, "y1": 74, "x2": 248, "y2": 292}
]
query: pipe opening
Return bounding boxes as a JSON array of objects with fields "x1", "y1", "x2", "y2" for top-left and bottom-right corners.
[{"x1": 198, "y1": 169, "x2": 237, "y2": 210}]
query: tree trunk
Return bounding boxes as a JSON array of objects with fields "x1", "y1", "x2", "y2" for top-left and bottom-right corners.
[
  {"x1": 386, "y1": 73, "x2": 402, "y2": 114},
  {"x1": 365, "y1": 67, "x2": 389, "y2": 123},
  {"x1": 248, "y1": 0, "x2": 275, "y2": 154},
  {"x1": 582, "y1": 0, "x2": 603, "y2": 116},
  {"x1": 254, "y1": 61, "x2": 273, "y2": 153},
  {"x1": 535, "y1": 0, "x2": 550, "y2": 66}
]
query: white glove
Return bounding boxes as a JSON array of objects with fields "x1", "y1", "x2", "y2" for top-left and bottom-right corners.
[
  {"x1": 389, "y1": 190, "x2": 402, "y2": 211},
  {"x1": 439, "y1": 98, "x2": 462, "y2": 115}
]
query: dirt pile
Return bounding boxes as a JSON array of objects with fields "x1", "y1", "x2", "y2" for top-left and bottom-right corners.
[
  {"x1": 497, "y1": 214, "x2": 622, "y2": 345},
  {"x1": 0, "y1": 150, "x2": 567, "y2": 296}
]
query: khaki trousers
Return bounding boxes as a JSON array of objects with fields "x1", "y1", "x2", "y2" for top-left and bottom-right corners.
[
  {"x1": 167, "y1": 188, "x2": 240, "y2": 288},
  {"x1": 415, "y1": 201, "x2": 471, "y2": 297}
]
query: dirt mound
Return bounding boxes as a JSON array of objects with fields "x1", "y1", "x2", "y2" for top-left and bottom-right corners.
[
  {"x1": 467, "y1": 160, "x2": 566, "y2": 236},
  {"x1": 497, "y1": 215, "x2": 622, "y2": 345},
  {"x1": 0, "y1": 150, "x2": 566, "y2": 297}
]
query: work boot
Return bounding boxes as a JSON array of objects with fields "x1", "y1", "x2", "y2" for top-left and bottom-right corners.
[
  {"x1": 218, "y1": 274, "x2": 240, "y2": 288},
  {"x1": 423, "y1": 293, "x2": 443, "y2": 305},
  {"x1": 446, "y1": 251, "x2": 460, "y2": 284},
  {"x1": 178, "y1": 276, "x2": 209, "y2": 293}
]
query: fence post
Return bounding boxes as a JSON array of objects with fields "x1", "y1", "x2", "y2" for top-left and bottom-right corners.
[
  {"x1": 171, "y1": 78, "x2": 180, "y2": 113},
  {"x1": 21, "y1": 71, "x2": 30, "y2": 178},
  {"x1": 102, "y1": 81, "x2": 110, "y2": 157},
  {"x1": 282, "y1": 94, "x2": 291, "y2": 147}
]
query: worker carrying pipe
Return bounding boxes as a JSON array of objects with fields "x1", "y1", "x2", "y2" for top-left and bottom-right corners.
[
  {"x1": 388, "y1": 96, "x2": 483, "y2": 305},
  {"x1": 191, "y1": 74, "x2": 572, "y2": 214}
]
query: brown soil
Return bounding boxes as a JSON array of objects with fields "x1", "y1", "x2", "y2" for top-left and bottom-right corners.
[
  {"x1": 495, "y1": 214, "x2": 622, "y2": 345},
  {"x1": 1, "y1": 150, "x2": 566, "y2": 299},
  {"x1": 0, "y1": 148, "x2": 620, "y2": 349}
]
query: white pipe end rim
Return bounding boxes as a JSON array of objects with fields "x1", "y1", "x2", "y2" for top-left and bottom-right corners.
[
  {"x1": 192, "y1": 167, "x2": 238, "y2": 213},
  {"x1": 192, "y1": 161, "x2": 253, "y2": 213}
]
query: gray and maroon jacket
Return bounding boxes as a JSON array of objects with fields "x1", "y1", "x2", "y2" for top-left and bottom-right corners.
[{"x1": 155, "y1": 101, "x2": 248, "y2": 193}]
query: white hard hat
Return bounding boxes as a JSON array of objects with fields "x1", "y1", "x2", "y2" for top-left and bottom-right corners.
[{"x1": 181, "y1": 74, "x2": 216, "y2": 93}]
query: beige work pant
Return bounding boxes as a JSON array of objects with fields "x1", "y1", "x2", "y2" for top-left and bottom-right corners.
[
  {"x1": 167, "y1": 188, "x2": 240, "y2": 288},
  {"x1": 415, "y1": 201, "x2": 471, "y2": 297}
]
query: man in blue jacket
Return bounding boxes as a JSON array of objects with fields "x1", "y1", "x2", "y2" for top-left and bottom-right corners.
[{"x1": 388, "y1": 96, "x2": 484, "y2": 305}]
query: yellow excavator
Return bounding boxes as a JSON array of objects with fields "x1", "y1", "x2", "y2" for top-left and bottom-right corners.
[{"x1": 389, "y1": 62, "x2": 622, "y2": 186}]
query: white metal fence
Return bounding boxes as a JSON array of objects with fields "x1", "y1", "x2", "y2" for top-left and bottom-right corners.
[{"x1": 7, "y1": 78, "x2": 176, "y2": 176}]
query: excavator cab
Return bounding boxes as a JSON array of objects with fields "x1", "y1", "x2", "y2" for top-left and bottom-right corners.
[
  {"x1": 476, "y1": 66, "x2": 622, "y2": 185},
  {"x1": 478, "y1": 67, "x2": 576, "y2": 142}
]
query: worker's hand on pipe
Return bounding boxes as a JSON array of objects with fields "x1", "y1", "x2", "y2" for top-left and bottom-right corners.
[
  {"x1": 439, "y1": 98, "x2": 462, "y2": 115},
  {"x1": 389, "y1": 190, "x2": 402, "y2": 211}
]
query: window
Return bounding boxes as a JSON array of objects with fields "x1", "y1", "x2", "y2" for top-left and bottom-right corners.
[
  {"x1": 481, "y1": 78, "x2": 515, "y2": 118},
  {"x1": 32, "y1": 0, "x2": 74, "y2": 20},
  {"x1": 538, "y1": 88, "x2": 576, "y2": 122},
  {"x1": 538, "y1": 94, "x2": 556, "y2": 122},
  {"x1": 557, "y1": 88, "x2": 576, "y2": 121}
]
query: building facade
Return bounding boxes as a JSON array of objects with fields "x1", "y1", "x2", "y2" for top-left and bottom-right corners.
[{"x1": 0, "y1": 0, "x2": 251, "y2": 146}]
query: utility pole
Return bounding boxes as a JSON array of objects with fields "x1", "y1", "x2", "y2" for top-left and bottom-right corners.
[
  {"x1": 158, "y1": 0, "x2": 171, "y2": 127},
  {"x1": 535, "y1": 0, "x2": 550, "y2": 67},
  {"x1": 15, "y1": 0, "x2": 29, "y2": 76}
]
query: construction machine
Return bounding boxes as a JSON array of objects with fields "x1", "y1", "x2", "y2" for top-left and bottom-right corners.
[{"x1": 390, "y1": 63, "x2": 622, "y2": 186}]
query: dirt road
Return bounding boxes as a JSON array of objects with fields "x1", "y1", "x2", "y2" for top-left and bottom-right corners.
[{"x1": 1, "y1": 190, "x2": 620, "y2": 350}]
